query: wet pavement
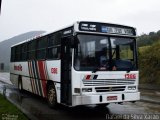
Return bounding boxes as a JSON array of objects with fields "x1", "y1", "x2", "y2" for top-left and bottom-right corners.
[
  {"x1": 0, "y1": 82, "x2": 160, "y2": 120},
  {"x1": 0, "y1": 73, "x2": 160, "y2": 120},
  {"x1": 140, "y1": 89, "x2": 160, "y2": 104}
]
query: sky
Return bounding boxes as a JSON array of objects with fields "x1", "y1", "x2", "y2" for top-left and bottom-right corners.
[{"x1": 0, "y1": 0, "x2": 160, "y2": 42}]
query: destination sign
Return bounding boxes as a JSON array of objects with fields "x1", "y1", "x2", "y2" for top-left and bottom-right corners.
[
  {"x1": 101, "y1": 26, "x2": 133, "y2": 35},
  {"x1": 79, "y1": 22, "x2": 135, "y2": 36}
]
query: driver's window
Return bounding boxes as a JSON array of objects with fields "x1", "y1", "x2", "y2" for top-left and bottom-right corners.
[{"x1": 110, "y1": 37, "x2": 134, "y2": 60}]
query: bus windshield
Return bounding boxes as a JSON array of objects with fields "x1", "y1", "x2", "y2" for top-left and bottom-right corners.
[{"x1": 74, "y1": 34, "x2": 137, "y2": 71}]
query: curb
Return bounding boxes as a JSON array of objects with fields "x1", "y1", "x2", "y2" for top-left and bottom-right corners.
[
  {"x1": 0, "y1": 80, "x2": 7, "y2": 84},
  {"x1": 0, "y1": 79, "x2": 12, "y2": 85},
  {"x1": 0, "y1": 84, "x2": 38, "y2": 120},
  {"x1": 7, "y1": 96, "x2": 39, "y2": 120}
]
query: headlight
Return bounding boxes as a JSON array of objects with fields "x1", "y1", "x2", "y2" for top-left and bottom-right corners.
[
  {"x1": 82, "y1": 88, "x2": 92, "y2": 92},
  {"x1": 128, "y1": 86, "x2": 136, "y2": 90}
]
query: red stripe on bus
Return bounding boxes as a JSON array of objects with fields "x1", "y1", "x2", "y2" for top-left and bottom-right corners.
[
  {"x1": 43, "y1": 62, "x2": 49, "y2": 80},
  {"x1": 38, "y1": 61, "x2": 47, "y2": 97},
  {"x1": 36, "y1": 61, "x2": 44, "y2": 97}
]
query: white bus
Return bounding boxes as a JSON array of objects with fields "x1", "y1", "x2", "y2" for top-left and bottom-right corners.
[{"x1": 10, "y1": 21, "x2": 140, "y2": 108}]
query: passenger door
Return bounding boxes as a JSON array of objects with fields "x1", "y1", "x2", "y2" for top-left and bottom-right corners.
[{"x1": 61, "y1": 37, "x2": 72, "y2": 105}]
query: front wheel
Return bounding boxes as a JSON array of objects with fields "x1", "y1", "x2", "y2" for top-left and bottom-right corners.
[{"x1": 47, "y1": 84, "x2": 57, "y2": 108}]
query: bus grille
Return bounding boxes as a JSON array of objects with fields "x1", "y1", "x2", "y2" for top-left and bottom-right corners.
[
  {"x1": 95, "y1": 86, "x2": 126, "y2": 92},
  {"x1": 83, "y1": 79, "x2": 135, "y2": 86}
]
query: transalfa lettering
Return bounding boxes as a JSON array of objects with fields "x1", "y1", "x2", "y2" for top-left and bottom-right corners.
[{"x1": 14, "y1": 64, "x2": 22, "y2": 71}]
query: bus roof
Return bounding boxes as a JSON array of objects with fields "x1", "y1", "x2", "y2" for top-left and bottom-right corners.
[
  {"x1": 11, "y1": 23, "x2": 74, "y2": 47},
  {"x1": 11, "y1": 21, "x2": 136, "y2": 47}
]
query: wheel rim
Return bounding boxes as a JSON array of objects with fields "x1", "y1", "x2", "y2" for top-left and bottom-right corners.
[{"x1": 48, "y1": 87, "x2": 56, "y2": 105}]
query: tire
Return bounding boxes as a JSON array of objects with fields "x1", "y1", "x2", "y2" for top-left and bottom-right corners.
[{"x1": 47, "y1": 84, "x2": 57, "y2": 108}]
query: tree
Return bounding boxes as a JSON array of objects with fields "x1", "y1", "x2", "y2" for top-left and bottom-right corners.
[{"x1": 149, "y1": 32, "x2": 155, "y2": 36}]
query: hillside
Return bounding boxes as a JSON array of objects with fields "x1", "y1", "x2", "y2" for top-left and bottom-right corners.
[
  {"x1": 0, "y1": 31, "x2": 45, "y2": 71},
  {"x1": 137, "y1": 29, "x2": 160, "y2": 85},
  {"x1": 139, "y1": 41, "x2": 160, "y2": 85},
  {"x1": 137, "y1": 30, "x2": 160, "y2": 47}
]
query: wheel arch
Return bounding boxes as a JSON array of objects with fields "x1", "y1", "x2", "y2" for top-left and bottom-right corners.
[
  {"x1": 46, "y1": 80, "x2": 58, "y2": 100},
  {"x1": 46, "y1": 80, "x2": 55, "y2": 91},
  {"x1": 46, "y1": 80, "x2": 58, "y2": 108}
]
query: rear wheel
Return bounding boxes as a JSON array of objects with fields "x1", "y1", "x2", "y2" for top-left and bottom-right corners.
[{"x1": 47, "y1": 84, "x2": 57, "y2": 108}]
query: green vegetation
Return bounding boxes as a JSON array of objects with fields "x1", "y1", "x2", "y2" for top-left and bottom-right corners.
[
  {"x1": 138, "y1": 46, "x2": 151, "y2": 53},
  {"x1": 137, "y1": 30, "x2": 160, "y2": 85},
  {"x1": 0, "y1": 94, "x2": 28, "y2": 120},
  {"x1": 138, "y1": 30, "x2": 160, "y2": 85},
  {"x1": 137, "y1": 30, "x2": 160, "y2": 47}
]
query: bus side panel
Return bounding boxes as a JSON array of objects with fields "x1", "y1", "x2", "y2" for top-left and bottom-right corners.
[
  {"x1": 46, "y1": 60, "x2": 61, "y2": 103},
  {"x1": 10, "y1": 62, "x2": 30, "y2": 89},
  {"x1": 10, "y1": 62, "x2": 29, "y2": 76},
  {"x1": 10, "y1": 73, "x2": 18, "y2": 86},
  {"x1": 22, "y1": 76, "x2": 32, "y2": 92}
]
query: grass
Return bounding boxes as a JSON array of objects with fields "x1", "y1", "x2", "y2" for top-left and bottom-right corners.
[{"x1": 0, "y1": 94, "x2": 28, "y2": 120}]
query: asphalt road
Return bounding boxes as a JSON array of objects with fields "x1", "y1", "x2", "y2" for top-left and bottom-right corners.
[{"x1": 0, "y1": 82, "x2": 160, "y2": 120}]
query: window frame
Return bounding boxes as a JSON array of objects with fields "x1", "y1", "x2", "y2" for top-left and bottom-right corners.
[
  {"x1": 47, "y1": 32, "x2": 61, "y2": 60},
  {"x1": 36, "y1": 37, "x2": 47, "y2": 60},
  {"x1": 27, "y1": 40, "x2": 36, "y2": 60}
]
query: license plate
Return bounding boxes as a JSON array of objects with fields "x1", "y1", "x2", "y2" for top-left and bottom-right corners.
[{"x1": 107, "y1": 96, "x2": 117, "y2": 101}]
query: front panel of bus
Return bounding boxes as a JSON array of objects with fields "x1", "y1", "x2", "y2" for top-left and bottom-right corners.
[{"x1": 71, "y1": 22, "x2": 140, "y2": 106}]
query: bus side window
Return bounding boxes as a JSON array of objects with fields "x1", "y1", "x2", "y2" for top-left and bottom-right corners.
[
  {"x1": 47, "y1": 46, "x2": 61, "y2": 59},
  {"x1": 36, "y1": 37, "x2": 47, "y2": 60},
  {"x1": 15, "y1": 45, "x2": 21, "y2": 61},
  {"x1": 21, "y1": 43, "x2": 27, "y2": 61},
  {"x1": 11, "y1": 47, "x2": 15, "y2": 62},
  {"x1": 47, "y1": 32, "x2": 61, "y2": 59},
  {"x1": 28, "y1": 41, "x2": 36, "y2": 60}
]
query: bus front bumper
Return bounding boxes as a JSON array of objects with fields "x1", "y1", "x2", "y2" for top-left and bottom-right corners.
[{"x1": 72, "y1": 92, "x2": 140, "y2": 106}]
